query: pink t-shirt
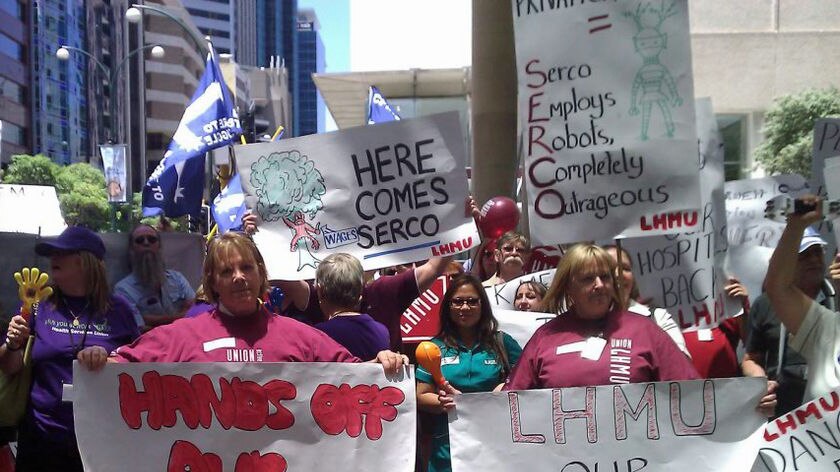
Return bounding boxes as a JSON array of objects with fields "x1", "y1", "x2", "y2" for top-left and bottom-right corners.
[
  {"x1": 114, "y1": 307, "x2": 360, "y2": 363},
  {"x1": 504, "y1": 310, "x2": 700, "y2": 390}
]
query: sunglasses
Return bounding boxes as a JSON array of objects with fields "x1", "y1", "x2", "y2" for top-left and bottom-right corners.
[{"x1": 134, "y1": 235, "x2": 159, "y2": 245}]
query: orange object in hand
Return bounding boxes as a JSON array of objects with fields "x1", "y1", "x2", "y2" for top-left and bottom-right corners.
[{"x1": 415, "y1": 341, "x2": 446, "y2": 387}]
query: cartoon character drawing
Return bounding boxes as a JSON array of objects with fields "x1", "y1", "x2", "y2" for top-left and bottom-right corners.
[
  {"x1": 284, "y1": 210, "x2": 321, "y2": 251},
  {"x1": 626, "y1": 1, "x2": 683, "y2": 140},
  {"x1": 250, "y1": 150, "x2": 326, "y2": 271}
]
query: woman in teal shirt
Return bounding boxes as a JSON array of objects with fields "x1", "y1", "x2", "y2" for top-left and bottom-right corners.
[{"x1": 416, "y1": 274, "x2": 522, "y2": 472}]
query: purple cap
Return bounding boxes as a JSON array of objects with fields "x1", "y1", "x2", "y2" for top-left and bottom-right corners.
[
  {"x1": 799, "y1": 226, "x2": 827, "y2": 254},
  {"x1": 35, "y1": 226, "x2": 106, "y2": 260}
]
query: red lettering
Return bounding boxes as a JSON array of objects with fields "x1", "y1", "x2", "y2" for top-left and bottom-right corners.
[
  {"x1": 794, "y1": 402, "x2": 823, "y2": 424},
  {"x1": 652, "y1": 213, "x2": 667, "y2": 229},
  {"x1": 264, "y1": 379, "x2": 296, "y2": 430},
  {"x1": 161, "y1": 374, "x2": 200, "y2": 428},
  {"x1": 231, "y1": 378, "x2": 269, "y2": 431},
  {"x1": 234, "y1": 451, "x2": 287, "y2": 472},
  {"x1": 525, "y1": 59, "x2": 547, "y2": 88},
  {"x1": 528, "y1": 92, "x2": 549, "y2": 123},
  {"x1": 310, "y1": 383, "x2": 405, "y2": 440},
  {"x1": 119, "y1": 371, "x2": 165, "y2": 430},
  {"x1": 692, "y1": 303, "x2": 712, "y2": 327},
  {"x1": 528, "y1": 126, "x2": 551, "y2": 157},
  {"x1": 167, "y1": 440, "x2": 222, "y2": 472},
  {"x1": 667, "y1": 212, "x2": 682, "y2": 227},
  {"x1": 684, "y1": 211, "x2": 698, "y2": 226},
  {"x1": 640, "y1": 216, "x2": 652, "y2": 231},
  {"x1": 191, "y1": 374, "x2": 237, "y2": 429},
  {"x1": 820, "y1": 391, "x2": 840, "y2": 411},
  {"x1": 775, "y1": 413, "x2": 798, "y2": 436}
]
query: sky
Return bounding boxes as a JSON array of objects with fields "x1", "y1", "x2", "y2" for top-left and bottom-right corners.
[
  {"x1": 298, "y1": 0, "x2": 471, "y2": 129},
  {"x1": 299, "y1": 0, "x2": 471, "y2": 72}
]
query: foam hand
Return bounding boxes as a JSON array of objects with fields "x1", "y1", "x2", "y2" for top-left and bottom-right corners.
[{"x1": 14, "y1": 267, "x2": 53, "y2": 321}]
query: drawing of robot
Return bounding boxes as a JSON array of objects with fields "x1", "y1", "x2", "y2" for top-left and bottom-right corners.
[{"x1": 626, "y1": 1, "x2": 683, "y2": 140}]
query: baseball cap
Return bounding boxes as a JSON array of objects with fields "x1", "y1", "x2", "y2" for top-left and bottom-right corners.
[
  {"x1": 799, "y1": 226, "x2": 827, "y2": 254},
  {"x1": 35, "y1": 226, "x2": 106, "y2": 260}
]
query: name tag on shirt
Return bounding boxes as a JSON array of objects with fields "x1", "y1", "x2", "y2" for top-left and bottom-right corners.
[
  {"x1": 203, "y1": 337, "x2": 236, "y2": 352},
  {"x1": 484, "y1": 359, "x2": 497, "y2": 365},
  {"x1": 441, "y1": 355, "x2": 460, "y2": 365},
  {"x1": 62, "y1": 383, "x2": 74, "y2": 403},
  {"x1": 697, "y1": 329, "x2": 714, "y2": 342},
  {"x1": 581, "y1": 337, "x2": 607, "y2": 361}
]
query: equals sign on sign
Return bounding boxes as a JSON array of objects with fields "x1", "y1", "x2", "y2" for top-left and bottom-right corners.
[{"x1": 588, "y1": 14, "x2": 611, "y2": 34}]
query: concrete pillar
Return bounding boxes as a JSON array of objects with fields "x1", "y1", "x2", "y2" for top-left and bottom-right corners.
[{"x1": 470, "y1": 0, "x2": 518, "y2": 207}]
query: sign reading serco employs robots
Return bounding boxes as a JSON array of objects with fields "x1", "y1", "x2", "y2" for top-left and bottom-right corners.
[
  {"x1": 513, "y1": 0, "x2": 701, "y2": 244},
  {"x1": 235, "y1": 112, "x2": 478, "y2": 280}
]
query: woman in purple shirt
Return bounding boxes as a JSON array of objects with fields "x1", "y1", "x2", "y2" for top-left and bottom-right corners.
[
  {"x1": 1, "y1": 227, "x2": 141, "y2": 471},
  {"x1": 314, "y1": 253, "x2": 390, "y2": 360}
]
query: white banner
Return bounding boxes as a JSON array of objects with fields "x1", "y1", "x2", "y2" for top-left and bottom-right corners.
[
  {"x1": 493, "y1": 307, "x2": 555, "y2": 348},
  {"x1": 74, "y1": 362, "x2": 416, "y2": 472},
  {"x1": 752, "y1": 390, "x2": 840, "y2": 471},
  {"x1": 515, "y1": 0, "x2": 701, "y2": 244},
  {"x1": 725, "y1": 174, "x2": 810, "y2": 249},
  {"x1": 450, "y1": 377, "x2": 767, "y2": 471},
  {"x1": 234, "y1": 112, "x2": 478, "y2": 280},
  {"x1": 619, "y1": 99, "x2": 737, "y2": 331},
  {"x1": 810, "y1": 118, "x2": 840, "y2": 259},
  {"x1": 0, "y1": 184, "x2": 66, "y2": 235}
]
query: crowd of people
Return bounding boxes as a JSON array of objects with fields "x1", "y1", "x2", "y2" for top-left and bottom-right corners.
[{"x1": 1, "y1": 195, "x2": 840, "y2": 471}]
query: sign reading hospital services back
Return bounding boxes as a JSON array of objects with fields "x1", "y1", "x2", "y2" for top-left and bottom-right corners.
[
  {"x1": 514, "y1": 0, "x2": 701, "y2": 244},
  {"x1": 235, "y1": 112, "x2": 478, "y2": 280}
]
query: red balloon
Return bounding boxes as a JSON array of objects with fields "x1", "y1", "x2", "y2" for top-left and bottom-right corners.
[{"x1": 478, "y1": 197, "x2": 520, "y2": 239}]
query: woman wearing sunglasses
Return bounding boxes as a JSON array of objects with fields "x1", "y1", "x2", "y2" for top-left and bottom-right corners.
[{"x1": 416, "y1": 274, "x2": 522, "y2": 472}]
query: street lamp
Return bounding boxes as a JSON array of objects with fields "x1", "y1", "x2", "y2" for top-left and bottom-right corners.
[{"x1": 56, "y1": 42, "x2": 165, "y2": 228}]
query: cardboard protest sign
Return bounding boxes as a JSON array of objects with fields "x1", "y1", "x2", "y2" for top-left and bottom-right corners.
[
  {"x1": 493, "y1": 307, "x2": 555, "y2": 349},
  {"x1": 514, "y1": 0, "x2": 701, "y2": 244},
  {"x1": 235, "y1": 112, "x2": 478, "y2": 280},
  {"x1": 450, "y1": 377, "x2": 767, "y2": 471},
  {"x1": 619, "y1": 99, "x2": 738, "y2": 331},
  {"x1": 724, "y1": 244, "x2": 774, "y2": 310},
  {"x1": 810, "y1": 118, "x2": 840, "y2": 260},
  {"x1": 752, "y1": 390, "x2": 840, "y2": 472},
  {"x1": 485, "y1": 269, "x2": 556, "y2": 309},
  {"x1": 725, "y1": 174, "x2": 810, "y2": 249},
  {"x1": 400, "y1": 275, "x2": 448, "y2": 343},
  {"x1": 0, "y1": 184, "x2": 66, "y2": 235},
  {"x1": 74, "y1": 362, "x2": 416, "y2": 472}
]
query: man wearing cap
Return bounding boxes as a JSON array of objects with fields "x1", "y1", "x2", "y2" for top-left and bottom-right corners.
[
  {"x1": 763, "y1": 196, "x2": 840, "y2": 411},
  {"x1": 743, "y1": 226, "x2": 836, "y2": 416},
  {"x1": 115, "y1": 224, "x2": 195, "y2": 330}
]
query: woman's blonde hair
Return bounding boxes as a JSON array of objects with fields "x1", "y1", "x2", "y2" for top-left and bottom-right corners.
[
  {"x1": 541, "y1": 243, "x2": 622, "y2": 314},
  {"x1": 201, "y1": 233, "x2": 269, "y2": 304}
]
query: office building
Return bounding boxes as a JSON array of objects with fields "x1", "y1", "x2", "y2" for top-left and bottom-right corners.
[
  {"x1": 295, "y1": 8, "x2": 324, "y2": 135},
  {"x1": 0, "y1": 0, "x2": 30, "y2": 164}
]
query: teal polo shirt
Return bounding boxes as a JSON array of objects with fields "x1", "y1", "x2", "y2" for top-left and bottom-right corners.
[{"x1": 416, "y1": 333, "x2": 522, "y2": 472}]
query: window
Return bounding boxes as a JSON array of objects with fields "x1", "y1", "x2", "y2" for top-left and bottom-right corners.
[
  {"x1": 0, "y1": 32, "x2": 22, "y2": 60},
  {"x1": 0, "y1": 0, "x2": 21, "y2": 19},
  {"x1": 2, "y1": 121, "x2": 25, "y2": 145},
  {"x1": 717, "y1": 114, "x2": 747, "y2": 181},
  {"x1": 0, "y1": 79, "x2": 24, "y2": 104}
]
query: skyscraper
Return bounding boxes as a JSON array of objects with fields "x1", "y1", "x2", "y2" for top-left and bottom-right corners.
[
  {"x1": 295, "y1": 8, "x2": 324, "y2": 136},
  {"x1": 31, "y1": 0, "x2": 89, "y2": 164},
  {"x1": 255, "y1": 0, "x2": 297, "y2": 134},
  {"x1": 182, "y1": 0, "x2": 234, "y2": 55},
  {"x1": 0, "y1": 0, "x2": 30, "y2": 165}
]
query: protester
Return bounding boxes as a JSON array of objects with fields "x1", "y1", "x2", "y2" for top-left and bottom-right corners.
[
  {"x1": 313, "y1": 254, "x2": 390, "y2": 360},
  {"x1": 482, "y1": 231, "x2": 531, "y2": 287},
  {"x1": 115, "y1": 224, "x2": 195, "y2": 329},
  {"x1": 76, "y1": 233, "x2": 406, "y2": 374},
  {"x1": 604, "y1": 245, "x2": 689, "y2": 356},
  {"x1": 765, "y1": 195, "x2": 840, "y2": 403},
  {"x1": 243, "y1": 212, "x2": 456, "y2": 351},
  {"x1": 502, "y1": 243, "x2": 700, "y2": 390},
  {"x1": 513, "y1": 280, "x2": 547, "y2": 312},
  {"x1": 416, "y1": 274, "x2": 522, "y2": 472},
  {"x1": 466, "y1": 238, "x2": 498, "y2": 282},
  {"x1": 742, "y1": 226, "x2": 835, "y2": 417},
  {"x1": 0, "y1": 226, "x2": 140, "y2": 471}
]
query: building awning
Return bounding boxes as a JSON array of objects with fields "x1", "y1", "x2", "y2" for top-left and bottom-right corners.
[{"x1": 312, "y1": 67, "x2": 471, "y2": 129}]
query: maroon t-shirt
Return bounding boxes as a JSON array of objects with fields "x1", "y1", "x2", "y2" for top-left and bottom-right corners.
[
  {"x1": 292, "y1": 270, "x2": 420, "y2": 351},
  {"x1": 505, "y1": 310, "x2": 700, "y2": 390},
  {"x1": 114, "y1": 307, "x2": 359, "y2": 363},
  {"x1": 683, "y1": 317, "x2": 742, "y2": 379}
]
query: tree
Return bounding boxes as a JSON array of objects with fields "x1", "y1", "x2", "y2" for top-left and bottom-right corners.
[
  {"x1": 2, "y1": 154, "x2": 60, "y2": 186},
  {"x1": 753, "y1": 87, "x2": 840, "y2": 177},
  {"x1": 56, "y1": 163, "x2": 110, "y2": 230}
]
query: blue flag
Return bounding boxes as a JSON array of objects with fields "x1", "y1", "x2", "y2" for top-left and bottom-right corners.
[
  {"x1": 211, "y1": 172, "x2": 246, "y2": 234},
  {"x1": 367, "y1": 86, "x2": 401, "y2": 124},
  {"x1": 142, "y1": 45, "x2": 241, "y2": 217}
]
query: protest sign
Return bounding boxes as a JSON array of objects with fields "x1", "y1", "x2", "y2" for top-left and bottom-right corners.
[
  {"x1": 619, "y1": 99, "x2": 737, "y2": 331},
  {"x1": 450, "y1": 377, "x2": 767, "y2": 471},
  {"x1": 752, "y1": 390, "x2": 840, "y2": 471},
  {"x1": 485, "y1": 269, "x2": 556, "y2": 309},
  {"x1": 514, "y1": 0, "x2": 701, "y2": 244},
  {"x1": 0, "y1": 184, "x2": 66, "y2": 235},
  {"x1": 810, "y1": 118, "x2": 840, "y2": 259},
  {"x1": 400, "y1": 275, "x2": 448, "y2": 343},
  {"x1": 725, "y1": 174, "x2": 810, "y2": 249},
  {"x1": 234, "y1": 112, "x2": 478, "y2": 280},
  {"x1": 724, "y1": 244, "x2": 774, "y2": 310},
  {"x1": 74, "y1": 362, "x2": 416, "y2": 472},
  {"x1": 494, "y1": 307, "x2": 555, "y2": 348}
]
